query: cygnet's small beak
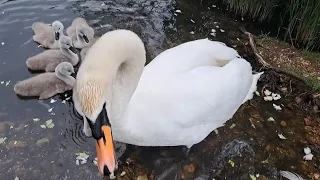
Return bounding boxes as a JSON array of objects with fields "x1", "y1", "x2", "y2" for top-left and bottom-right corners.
[
  {"x1": 96, "y1": 125, "x2": 117, "y2": 176},
  {"x1": 55, "y1": 32, "x2": 60, "y2": 40},
  {"x1": 69, "y1": 46, "x2": 77, "y2": 53},
  {"x1": 83, "y1": 34, "x2": 89, "y2": 43}
]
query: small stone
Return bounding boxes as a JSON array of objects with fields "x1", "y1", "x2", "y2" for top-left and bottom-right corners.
[
  {"x1": 295, "y1": 97, "x2": 302, "y2": 104},
  {"x1": 304, "y1": 117, "x2": 312, "y2": 126},
  {"x1": 265, "y1": 144, "x2": 271, "y2": 151},
  {"x1": 280, "y1": 87, "x2": 288, "y2": 94},
  {"x1": 183, "y1": 164, "x2": 195, "y2": 173},
  {"x1": 257, "y1": 175, "x2": 267, "y2": 180},
  {"x1": 304, "y1": 126, "x2": 312, "y2": 132},
  {"x1": 6, "y1": 140, "x2": 25, "y2": 149},
  {"x1": 36, "y1": 138, "x2": 49, "y2": 146},
  {"x1": 137, "y1": 174, "x2": 148, "y2": 180},
  {"x1": 280, "y1": 121, "x2": 287, "y2": 127},
  {"x1": 313, "y1": 173, "x2": 320, "y2": 180}
]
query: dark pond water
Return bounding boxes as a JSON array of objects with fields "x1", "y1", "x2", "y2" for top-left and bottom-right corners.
[{"x1": 0, "y1": 0, "x2": 318, "y2": 179}]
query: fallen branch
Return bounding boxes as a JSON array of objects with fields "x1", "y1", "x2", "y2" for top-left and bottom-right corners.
[
  {"x1": 239, "y1": 27, "x2": 311, "y2": 87},
  {"x1": 239, "y1": 27, "x2": 271, "y2": 68}
]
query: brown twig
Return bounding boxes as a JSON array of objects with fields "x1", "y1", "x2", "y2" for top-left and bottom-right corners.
[
  {"x1": 239, "y1": 27, "x2": 310, "y2": 88},
  {"x1": 239, "y1": 27, "x2": 272, "y2": 68}
]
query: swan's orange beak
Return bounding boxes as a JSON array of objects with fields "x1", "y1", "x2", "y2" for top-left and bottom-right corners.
[{"x1": 96, "y1": 125, "x2": 117, "y2": 176}]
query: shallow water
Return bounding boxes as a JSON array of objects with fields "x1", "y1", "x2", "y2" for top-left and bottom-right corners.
[{"x1": 0, "y1": 0, "x2": 318, "y2": 179}]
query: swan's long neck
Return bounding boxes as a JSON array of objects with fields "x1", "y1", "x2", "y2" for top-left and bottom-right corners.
[
  {"x1": 56, "y1": 71, "x2": 75, "y2": 86},
  {"x1": 106, "y1": 55, "x2": 145, "y2": 128}
]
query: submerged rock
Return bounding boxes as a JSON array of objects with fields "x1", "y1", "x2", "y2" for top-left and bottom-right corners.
[{"x1": 207, "y1": 139, "x2": 256, "y2": 179}]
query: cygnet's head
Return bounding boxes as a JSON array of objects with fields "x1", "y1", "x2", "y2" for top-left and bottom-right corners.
[
  {"x1": 59, "y1": 36, "x2": 76, "y2": 54},
  {"x1": 55, "y1": 62, "x2": 75, "y2": 76},
  {"x1": 52, "y1": 20, "x2": 64, "y2": 41},
  {"x1": 76, "y1": 24, "x2": 92, "y2": 43}
]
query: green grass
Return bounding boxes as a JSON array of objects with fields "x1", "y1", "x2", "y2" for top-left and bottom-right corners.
[
  {"x1": 223, "y1": 0, "x2": 320, "y2": 51},
  {"x1": 286, "y1": 67, "x2": 320, "y2": 91}
]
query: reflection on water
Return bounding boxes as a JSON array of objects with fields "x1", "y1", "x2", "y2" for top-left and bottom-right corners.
[{"x1": 0, "y1": 0, "x2": 316, "y2": 179}]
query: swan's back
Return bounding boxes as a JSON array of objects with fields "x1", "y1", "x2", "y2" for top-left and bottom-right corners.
[
  {"x1": 143, "y1": 39, "x2": 240, "y2": 76},
  {"x1": 124, "y1": 57, "x2": 253, "y2": 146}
]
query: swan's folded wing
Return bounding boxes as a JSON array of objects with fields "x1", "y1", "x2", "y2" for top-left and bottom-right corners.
[{"x1": 129, "y1": 58, "x2": 253, "y2": 129}]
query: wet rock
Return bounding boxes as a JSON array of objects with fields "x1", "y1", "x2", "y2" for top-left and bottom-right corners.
[
  {"x1": 137, "y1": 174, "x2": 148, "y2": 180},
  {"x1": 257, "y1": 175, "x2": 267, "y2": 180},
  {"x1": 208, "y1": 139, "x2": 255, "y2": 179},
  {"x1": 280, "y1": 121, "x2": 287, "y2": 127},
  {"x1": 36, "y1": 138, "x2": 49, "y2": 146},
  {"x1": 6, "y1": 140, "x2": 26, "y2": 149}
]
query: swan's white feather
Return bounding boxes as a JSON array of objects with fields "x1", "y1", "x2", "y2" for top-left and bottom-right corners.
[{"x1": 114, "y1": 39, "x2": 253, "y2": 147}]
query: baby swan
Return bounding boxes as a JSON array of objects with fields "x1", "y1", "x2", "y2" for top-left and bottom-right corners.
[
  {"x1": 14, "y1": 62, "x2": 75, "y2": 100},
  {"x1": 26, "y1": 36, "x2": 79, "y2": 72},
  {"x1": 67, "y1": 17, "x2": 95, "y2": 49},
  {"x1": 80, "y1": 37, "x2": 99, "y2": 60},
  {"x1": 32, "y1": 20, "x2": 65, "y2": 49}
]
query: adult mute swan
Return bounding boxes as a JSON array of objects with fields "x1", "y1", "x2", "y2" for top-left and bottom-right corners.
[{"x1": 73, "y1": 29, "x2": 257, "y2": 176}]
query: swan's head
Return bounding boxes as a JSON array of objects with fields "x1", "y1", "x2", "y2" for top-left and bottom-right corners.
[
  {"x1": 59, "y1": 36, "x2": 76, "y2": 54},
  {"x1": 73, "y1": 81, "x2": 117, "y2": 177},
  {"x1": 55, "y1": 62, "x2": 75, "y2": 76},
  {"x1": 76, "y1": 24, "x2": 92, "y2": 43},
  {"x1": 52, "y1": 20, "x2": 64, "y2": 41}
]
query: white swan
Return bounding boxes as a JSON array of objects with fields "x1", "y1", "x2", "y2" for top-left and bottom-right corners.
[{"x1": 73, "y1": 30, "x2": 259, "y2": 176}]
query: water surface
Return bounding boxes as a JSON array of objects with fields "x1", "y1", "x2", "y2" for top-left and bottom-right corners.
[{"x1": 0, "y1": 0, "x2": 318, "y2": 179}]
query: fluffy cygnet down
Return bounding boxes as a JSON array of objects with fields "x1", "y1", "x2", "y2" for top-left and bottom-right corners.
[
  {"x1": 32, "y1": 20, "x2": 65, "y2": 49},
  {"x1": 67, "y1": 17, "x2": 95, "y2": 49},
  {"x1": 26, "y1": 36, "x2": 79, "y2": 72},
  {"x1": 14, "y1": 62, "x2": 75, "y2": 100}
]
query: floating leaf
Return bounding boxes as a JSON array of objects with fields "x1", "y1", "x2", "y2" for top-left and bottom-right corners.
[
  {"x1": 303, "y1": 154, "x2": 313, "y2": 160},
  {"x1": 249, "y1": 174, "x2": 256, "y2": 180},
  {"x1": 264, "y1": 89, "x2": 272, "y2": 96},
  {"x1": 50, "y1": 98, "x2": 57, "y2": 103},
  {"x1": 40, "y1": 125, "x2": 46, "y2": 129},
  {"x1": 267, "y1": 117, "x2": 275, "y2": 122},
  {"x1": 45, "y1": 119, "x2": 54, "y2": 128},
  {"x1": 120, "y1": 171, "x2": 126, "y2": 176},
  {"x1": 273, "y1": 104, "x2": 282, "y2": 111},
  {"x1": 0, "y1": 137, "x2": 7, "y2": 144},
  {"x1": 48, "y1": 107, "x2": 54, "y2": 113},
  {"x1": 278, "y1": 134, "x2": 287, "y2": 140},
  {"x1": 228, "y1": 160, "x2": 235, "y2": 167},
  {"x1": 33, "y1": 118, "x2": 40, "y2": 122},
  {"x1": 304, "y1": 147, "x2": 311, "y2": 155}
]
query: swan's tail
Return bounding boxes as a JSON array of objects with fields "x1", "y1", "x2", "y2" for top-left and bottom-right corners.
[{"x1": 242, "y1": 71, "x2": 264, "y2": 104}]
